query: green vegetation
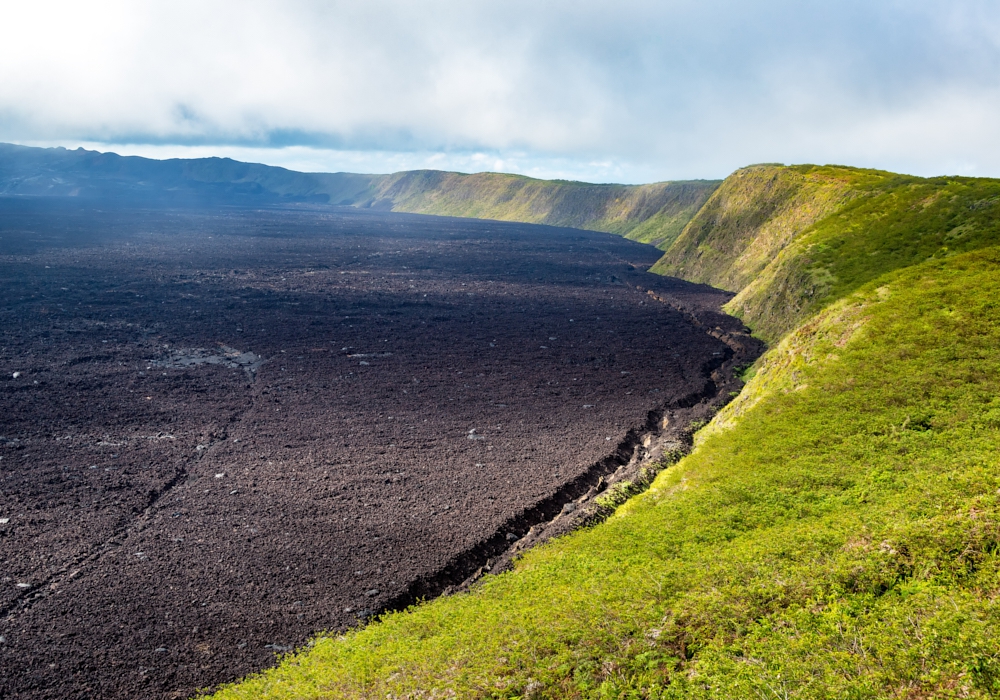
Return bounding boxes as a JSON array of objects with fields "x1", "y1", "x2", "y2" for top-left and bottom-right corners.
[
  {"x1": 166, "y1": 159, "x2": 722, "y2": 250},
  {"x1": 649, "y1": 165, "x2": 873, "y2": 289},
  {"x1": 0, "y1": 143, "x2": 717, "y2": 247},
  {"x1": 209, "y1": 166, "x2": 1000, "y2": 699},
  {"x1": 344, "y1": 171, "x2": 719, "y2": 251},
  {"x1": 650, "y1": 164, "x2": 1000, "y2": 342},
  {"x1": 725, "y1": 169, "x2": 1000, "y2": 342}
]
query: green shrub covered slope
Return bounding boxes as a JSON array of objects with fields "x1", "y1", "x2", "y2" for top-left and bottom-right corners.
[{"x1": 210, "y1": 166, "x2": 1000, "y2": 699}]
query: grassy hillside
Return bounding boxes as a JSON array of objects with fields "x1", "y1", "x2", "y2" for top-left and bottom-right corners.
[
  {"x1": 211, "y1": 248, "x2": 1000, "y2": 700},
  {"x1": 207, "y1": 166, "x2": 1000, "y2": 700},
  {"x1": 725, "y1": 170, "x2": 1000, "y2": 341},
  {"x1": 352, "y1": 170, "x2": 718, "y2": 250},
  {"x1": 651, "y1": 165, "x2": 1000, "y2": 342},
  {"x1": 0, "y1": 143, "x2": 718, "y2": 250},
  {"x1": 649, "y1": 165, "x2": 875, "y2": 289}
]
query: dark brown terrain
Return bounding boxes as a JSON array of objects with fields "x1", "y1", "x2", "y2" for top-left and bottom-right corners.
[{"x1": 0, "y1": 199, "x2": 745, "y2": 699}]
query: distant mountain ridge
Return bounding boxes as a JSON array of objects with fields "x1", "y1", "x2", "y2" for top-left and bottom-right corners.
[
  {"x1": 0, "y1": 142, "x2": 375, "y2": 206},
  {"x1": 0, "y1": 143, "x2": 719, "y2": 251}
]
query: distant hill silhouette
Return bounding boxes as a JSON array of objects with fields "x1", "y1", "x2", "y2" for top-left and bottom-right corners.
[
  {"x1": 0, "y1": 143, "x2": 719, "y2": 249},
  {"x1": 0, "y1": 142, "x2": 370, "y2": 205}
]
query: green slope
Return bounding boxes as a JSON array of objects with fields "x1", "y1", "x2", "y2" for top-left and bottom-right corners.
[
  {"x1": 649, "y1": 165, "x2": 877, "y2": 289},
  {"x1": 0, "y1": 144, "x2": 718, "y2": 250},
  {"x1": 651, "y1": 165, "x2": 1000, "y2": 342},
  {"x1": 204, "y1": 166, "x2": 1000, "y2": 699},
  {"x1": 725, "y1": 171, "x2": 1000, "y2": 342},
  {"x1": 345, "y1": 170, "x2": 719, "y2": 251},
  {"x1": 211, "y1": 249, "x2": 1000, "y2": 700}
]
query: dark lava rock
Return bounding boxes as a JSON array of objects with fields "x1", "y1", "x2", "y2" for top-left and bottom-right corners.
[{"x1": 0, "y1": 199, "x2": 739, "y2": 699}]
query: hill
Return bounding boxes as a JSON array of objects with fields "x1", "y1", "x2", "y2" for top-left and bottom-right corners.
[
  {"x1": 356, "y1": 170, "x2": 716, "y2": 250},
  {"x1": 652, "y1": 164, "x2": 1000, "y2": 341},
  {"x1": 209, "y1": 165, "x2": 1000, "y2": 699},
  {"x1": 0, "y1": 142, "x2": 363, "y2": 204},
  {"x1": 0, "y1": 143, "x2": 718, "y2": 250}
]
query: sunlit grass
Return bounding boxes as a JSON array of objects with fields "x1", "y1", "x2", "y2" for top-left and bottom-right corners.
[{"x1": 210, "y1": 239, "x2": 1000, "y2": 697}]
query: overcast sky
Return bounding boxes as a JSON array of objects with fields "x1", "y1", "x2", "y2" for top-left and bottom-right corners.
[{"x1": 2, "y1": 1, "x2": 999, "y2": 183}]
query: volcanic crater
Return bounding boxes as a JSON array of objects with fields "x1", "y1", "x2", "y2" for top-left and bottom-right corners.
[{"x1": 0, "y1": 199, "x2": 754, "y2": 699}]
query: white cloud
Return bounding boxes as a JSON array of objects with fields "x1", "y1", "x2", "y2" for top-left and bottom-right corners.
[{"x1": 2, "y1": 1, "x2": 1000, "y2": 182}]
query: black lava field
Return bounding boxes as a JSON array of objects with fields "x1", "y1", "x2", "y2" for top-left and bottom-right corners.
[{"x1": 0, "y1": 199, "x2": 737, "y2": 699}]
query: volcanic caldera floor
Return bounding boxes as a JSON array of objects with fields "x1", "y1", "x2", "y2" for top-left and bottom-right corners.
[{"x1": 0, "y1": 200, "x2": 744, "y2": 699}]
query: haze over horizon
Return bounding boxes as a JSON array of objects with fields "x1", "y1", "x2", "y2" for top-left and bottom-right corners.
[{"x1": 2, "y1": 1, "x2": 1000, "y2": 184}]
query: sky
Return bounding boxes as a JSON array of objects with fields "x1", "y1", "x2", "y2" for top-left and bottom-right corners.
[{"x1": 1, "y1": 1, "x2": 999, "y2": 183}]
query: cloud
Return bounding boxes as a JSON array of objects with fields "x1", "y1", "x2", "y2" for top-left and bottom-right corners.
[{"x1": 2, "y1": 0, "x2": 1000, "y2": 181}]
